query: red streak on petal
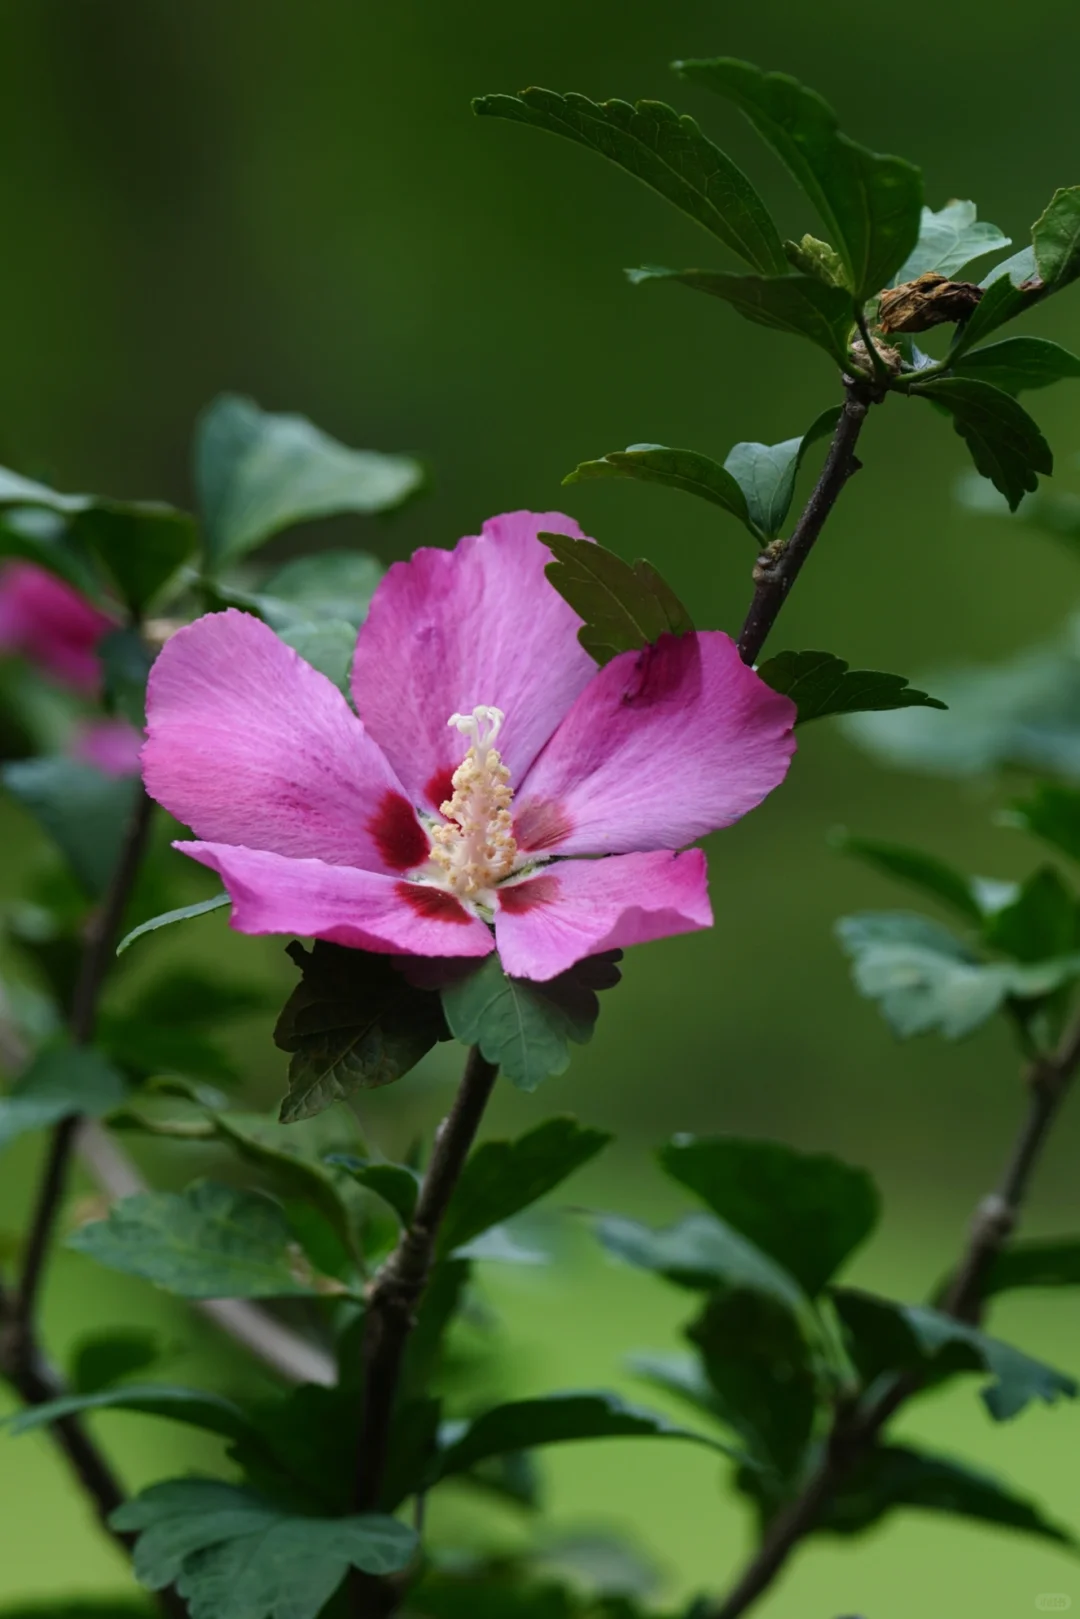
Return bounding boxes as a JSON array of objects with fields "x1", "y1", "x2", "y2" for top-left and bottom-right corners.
[
  {"x1": 424, "y1": 765, "x2": 456, "y2": 811},
  {"x1": 498, "y1": 875, "x2": 559, "y2": 914},
  {"x1": 514, "y1": 798, "x2": 572, "y2": 853},
  {"x1": 370, "y1": 790, "x2": 429, "y2": 872},
  {"x1": 396, "y1": 883, "x2": 476, "y2": 925}
]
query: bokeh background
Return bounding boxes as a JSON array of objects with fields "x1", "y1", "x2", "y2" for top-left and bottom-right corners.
[{"x1": 3, "y1": 2, "x2": 1080, "y2": 1614}]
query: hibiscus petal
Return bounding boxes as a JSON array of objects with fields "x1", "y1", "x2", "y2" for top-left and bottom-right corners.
[
  {"x1": 494, "y1": 849, "x2": 712, "y2": 981},
  {"x1": 144, "y1": 609, "x2": 429, "y2": 875},
  {"x1": 513, "y1": 632, "x2": 796, "y2": 856},
  {"x1": 178, "y1": 841, "x2": 496, "y2": 958},
  {"x1": 351, "y1": 511, "x2": 597, "y2": 810}
]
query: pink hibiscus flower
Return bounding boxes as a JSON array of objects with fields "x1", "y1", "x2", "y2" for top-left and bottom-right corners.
[
  {"x1": 0, "y1": 560, "x2": 115, "y2": 694},
  {"x1": 141, "y1": 512, "x2": 795, "y2": 982}
]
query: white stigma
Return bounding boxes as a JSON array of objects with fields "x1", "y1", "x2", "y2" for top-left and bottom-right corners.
[{"x1": 429, "y1": 704, "x2": 517, "y2": 898}]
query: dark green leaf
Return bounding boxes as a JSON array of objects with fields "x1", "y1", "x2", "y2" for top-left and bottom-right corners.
[
  {"x1": 596, "y1": 1212, "x2": 805, "y2": 1308},
  {"x1": 323, "y1": 1154, "x2": 420, "y2": 1226},
  {"x1": 982, "y1": 867, "x2": 1079, "y2": 962},
  {"x1": 893, "y1": 200, "x2": 1011, "y2": 283},
  {"x1": 6, "y1": 1383, "x2": 256, "y2": 1444},
  {"x1": 277, "y1": 620, "x2": 356, "y2": 695},
  {"x1": 674, "y1": 57, "x2": 922, "y2": 299},
  {"x1": 472, "y1": 89, "x2": 787, "y2": 274},
  {"x1": 949, "y1": 247, "x2": 1043, "y2": 359},
  {"x1": 259, "y1": 551, "x2": 384, "y2": 628},
  {"x1": 441, "y1": 951, "x2": 622, "y2": 1092},
  {"x1": 211, "y1": 1112, "x2": 359, "y2": 1260},
  {"x1": 116, "y1": 893, "x2": 231, "y2": 956},
  {"x1": 723, "y1": 407, "x2": 841, "y2": 539},
  {"x1": 982, "y1": 1238, "x2": 1080, "y2": 1299},
  {"x1": 440, "y1": 1117, "x2": 611, "y2": 1256},
  {"x1": 689, "y1": 1289, "x2": 820, "y2": 1476},
  {"x1": 833, "y1": 1288, "x2": 1077, "y2": 1419},
  {"x1": 757, "y1": 650, "x2": 946, "y2": 723},
  {"x1": 952, "y1": 337, "x2": 1080, "y2": 396},
  {"x1": 1033, "y1": 185, "x2": 1080, "y2": 290},
  {"x1": 913, "y1": 376, "x2": 1052, "y2": 511},
  {"x1": 541, "y1": 534, "x2": 693, "y2": 665},
  {"x1": 435, "y1": 1391, "x2": 739, "y2": 1482},
  {"x1": 66, "y1": 1179, "x2": 344, "y2": 1300},
  {"x1": 0, "y1": 1045, "x2": 127, "y2": 1152},
  {"x1": 0, "y1": 505, "x2": 99, "y2": 595},
  {"x1": 68, "y1": 503, "x2": 196, "y2": 616},
  {"x1": 658, "y1": 1135, "x2": 879, "y2": 1296},
  {"x1": 831, "y1": 830, "x2": 985, "y2": 923},
  {"x1": 69, "y1": 1328, "x2": 160, "y2": 1393},
  {"x1": 99, "y1": 628, "x2": 154, "y2": 728},
  {"x1": 1008, "y1": 784, "x2": 1080, "y2": 863},
  {"x1": 111, "y1": 1479, "x2": 416, "y2": 1615},
  {"x1": 563, "y1": 446, "x2": 753, "y2": 532},
  {"x1": 194, "y1": 394, "x2": 424, "y2": 570},
  {"x1": 3, "y1": 758, "x2": 137, "y2": 897},
  {"x1": 821, "y1": 1443, "x2": 1073, "y2": 1546},
  {"x1": 98, "y1": 1013, "x2": 236, "y2": 1083},
  {"x1": 274, "y1": 942, "x2": 448, "y2": 1121},
  {"x1": 628, "y1": 266, "x2": 854, "y2": 366}
]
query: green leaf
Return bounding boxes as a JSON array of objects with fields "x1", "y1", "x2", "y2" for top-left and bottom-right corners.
[
  {"x1": 628, "y1": 1350, "x2": 723, "y2": 1425},
  {"x1": 723, "y1": 407, "x2": 841, "y2": 540},
  {"x1": 951, "y1": 337, "x2": 1080, "y2": 396},
  {"x1": 1008, "y1": 784, "x2": 1080, "y2": 863},
  {"x1": 435, "y1": 1391, "x2": 739, "y2": 1482},
  {"x1": 982, "y1": 1238, "x2": 1080, "y2": 1299},
  {"x1": 111, "y1": 1479, "x2": 416, "y2": 1616},
  {"x1": 658, "y1": 1135, "x2": 879, "y2": 1296},
  {"x1": 277, "y1": 620, "x2": 356, "y2": 696},
  {"x1": 66, "y1": 1179, "x2": 343, "y2": 1300},
  {"x1": 674, "y1": 57, "x2": 922, "y2": 299},
  {"x1": 541, "y1": 534, "x2": 693, "y2": 665},
  {"x1": 912, "y1": 376, "x2": 1052, "y2": 511},
  {"x1": 1033, "y1": 185, "x2": 1080, "y2": 291},
  {"x1": 259, "y1": 551, "x2": 383, "y2": 628},
  {"x1": 5, "y1": 1384, "x2": 256, "y2": 1444},
  {"x1": 689, "y1": 1289, "x2": 820, "y2": 1476},
  {"x1": 210, "y1": 1112, "x2": 359, "y2": 1260},
  {"x1": 833, "y1": 1288, "x2": 1077, "y2": 1420},
  {"x1": 116, "y1": 893, "x2": 231, "y2": 956},
  {"x1": 949, "y1": 247, "x2": 1043, "y2": 359},
  {"x1": 324, "y1": 1155, "x2": 421, "y2": 1225},
  {"x1": 783, "y1": 233, "x2": 848, "y2": 286},
  {"x1": 98, "y1": 628, "x2": 154, "y2": 728},
  {"x1": 67, "y1": 503, "x2": 197, "y2": 616},
  {"x1": 831, "y1": 830, "x2": 986, "y2": 923},
  {"x1": 439, "y1": 1117, "x2": 611, "y2": 1257},
  {"x1": 3, "y1": 758, "x2": 137, "y2": 897},
  {"x1": 69, "y1": 1327, "x2": 160, "y2": 1393},
  {"x1": 757, "y1": 650, "x2": 946, "y2": 724},
  {"x1": 0, "y1": 1045, "x2": 127, "y2": 1152},
  {"x1": 563, "y1": 446, "x2": 753, "y2": 532},
  {"x1": 820, "y1": 1443, "x2": 1074, "y2": 1546},
  {"x1": 596, "y1": 1212, "x2": 806, "y2": 1309},
  {"x1": 628, "y1": 266, "x2": 854, "y2": 366},
  {"x1": 274, "y1": 941, "x2": 448, "y2": 1121},
  {"x1": 441, "y1": 951, "x2": 622, "y2": 1092},
  {"x1": 982, "y1": 866, "x2": 1079, "y2": 963},
  {"x1": 0, "y1": 506, "x2": 99, "y2": 595},
  {"x1": 194, "y1": 394, "x2": 424, "y2": 571},
  {"x1": 894, "y1": 200, "x2": 1011, "y2": 284},
  {"x1": 472, "y1": 90, "x2": 787, "y2": 274}
]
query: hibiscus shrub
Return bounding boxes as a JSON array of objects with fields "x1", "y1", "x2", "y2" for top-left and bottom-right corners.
[{"x1": 2, "y1": 53, "x2": 1080, "y2": 1619}]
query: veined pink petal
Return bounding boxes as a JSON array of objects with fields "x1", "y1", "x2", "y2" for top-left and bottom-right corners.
[
  {"x1": 494, "y1": 849, "x2": 712, "y2": 981},
  {"x1": 143, "y1": 610, "x2": 429, "y2": 876},
  {"x1": 513, "y1": 632, "x2": 796, "y2": 856},
  {"x1": 0, "y1": 561, "x2": 114, "y2": 694},
  {"x1": 351, "y1": 511, "x2": 597, "y2": 810},
  {"x1": 179, "y1": 841, "x2": 496, "y2": 958},
  {"x1": 71, "y1": 717, "x2": 143, "y2": 777}
]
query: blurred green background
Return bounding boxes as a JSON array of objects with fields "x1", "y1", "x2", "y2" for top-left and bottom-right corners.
[{"x1": 3, "y1": 1, "x2": 1080, "y2": 1614}]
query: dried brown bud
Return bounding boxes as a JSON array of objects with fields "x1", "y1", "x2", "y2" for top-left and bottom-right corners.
[
  {"x1": 877, "y1": 271, "x2": 984, "y2": 334},
  {"x1": 849, "y1": 337, "x2": 902, "y2": 376}
]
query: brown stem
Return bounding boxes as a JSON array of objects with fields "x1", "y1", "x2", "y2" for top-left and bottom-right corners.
[
  {"x1": 737, "y1": 390, "x2": 869, "y2": 668},
  {"x1": 356, "y1": 1045, "x2": 499, "y2": 1513},
  {"x1": 706, "y1": 1015, "x2": 1080, "y2": 1619}
]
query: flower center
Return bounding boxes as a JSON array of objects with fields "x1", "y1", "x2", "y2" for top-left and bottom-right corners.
[{"x1": 428, "y1": 705, "x2": 518, "y2": 897}]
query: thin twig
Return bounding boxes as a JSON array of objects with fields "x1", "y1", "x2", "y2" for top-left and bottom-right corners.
[
  {"x1": 737, "y1": 389, "x2": 869, "y2": 668},
  {"x1": 356, "y1": 1045, "x2": 499, "y2": 1512},
  {"x1": 706, "y1": 1015, "x2": 1080, "y2": 1619}
]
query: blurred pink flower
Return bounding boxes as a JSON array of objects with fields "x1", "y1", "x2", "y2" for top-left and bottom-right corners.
[
  {"x1": 142, "y1": 512, "x2": 796, "y2": 981},
  {"x1": 0, "y1": 560, "x2": 114, "y2": 694},
  {"x1": 71, "y1": 716, "x2": 145, "y2": 777}
]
